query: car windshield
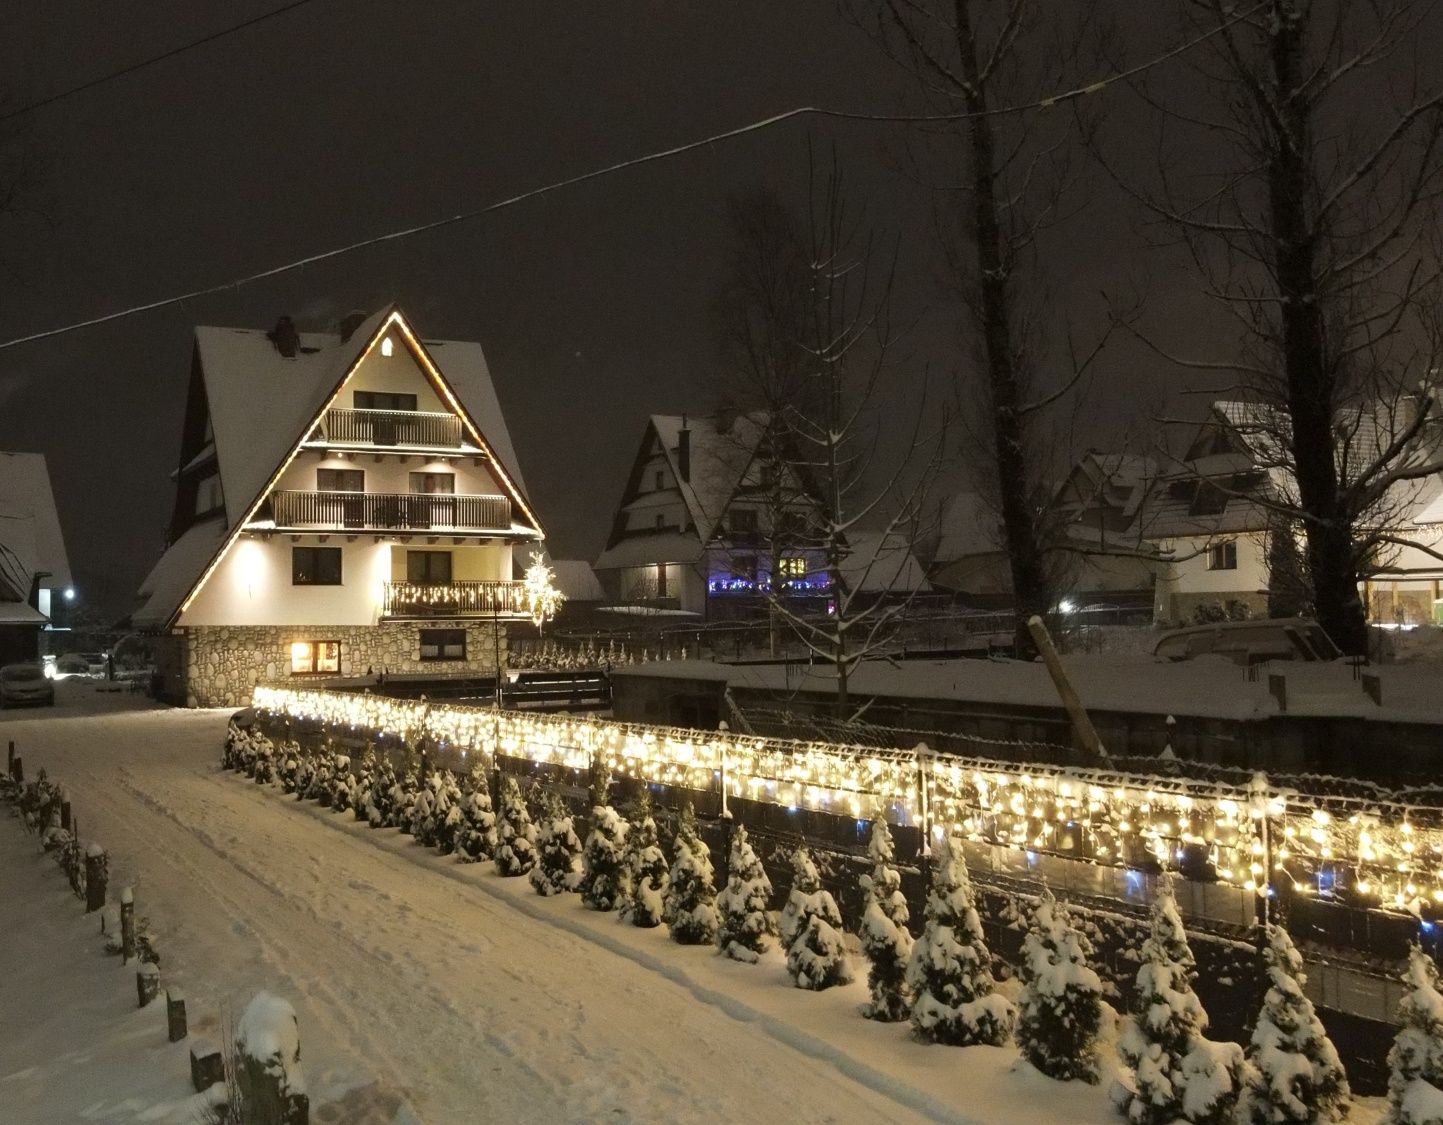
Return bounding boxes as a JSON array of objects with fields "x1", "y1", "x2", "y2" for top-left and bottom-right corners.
[{"x1": 1, "y1": 664, "x2": 45, "y2": 682}]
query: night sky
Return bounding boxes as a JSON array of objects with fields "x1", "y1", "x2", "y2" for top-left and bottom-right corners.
[{"x1": 0, "y1": 2, "x2": 1234, "y2": 616}]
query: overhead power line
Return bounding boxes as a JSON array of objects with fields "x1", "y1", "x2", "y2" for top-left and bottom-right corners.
[
  {"x1": 0, "y1": 0, "x2": 327, "y2": 125},
  {"x1": 0, "y1": 1, "x2": 1265, "y2": 353}
]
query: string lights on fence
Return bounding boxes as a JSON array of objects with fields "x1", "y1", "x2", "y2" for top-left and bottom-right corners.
[{"x1": 250, "y1": 685, "x2": 1443, "y2": 916}]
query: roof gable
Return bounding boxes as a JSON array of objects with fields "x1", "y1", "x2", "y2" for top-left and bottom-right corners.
[{"x1": 0, "y1": 451, "x2": 72, "y2": 598}]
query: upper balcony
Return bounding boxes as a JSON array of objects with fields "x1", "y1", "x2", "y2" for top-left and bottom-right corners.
[
  {"x1": 309, "y1": 408, "x2": 466, "y2": 450},
  {"x1": 262, "y1": 490, "x2": 512, "y2": 533}
]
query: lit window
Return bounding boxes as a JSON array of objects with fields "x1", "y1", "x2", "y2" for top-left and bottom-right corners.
[
  {"x1": 381, "y1": 337, "x2": 394, "y2": 357},
  {"x1": 290, "y1": 641, "x2": 341, "y2": 674},
  {"x1": 778, "y1": 556, "x2": 808, "y2": 581}
]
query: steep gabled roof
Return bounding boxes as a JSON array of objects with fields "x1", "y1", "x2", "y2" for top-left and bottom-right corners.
[
  {"x1": 649, "y1": 413, "x2": 764, "y2": 543},
  {"x1": 0, "y1": 451, "x2": 72, "y2": 607},
  {"x1": 132, "y1": 307, "x2": 540, "y2": 629}
]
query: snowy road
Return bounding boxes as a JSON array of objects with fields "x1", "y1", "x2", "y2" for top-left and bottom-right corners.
[{"x1": 0, "y1": 680, "x2": 1125, "y2": 1119}]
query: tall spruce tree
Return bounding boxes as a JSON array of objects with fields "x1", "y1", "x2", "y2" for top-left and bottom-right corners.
[
  {"x1": 663, "y1": 801, "x2": 719, "y2": 945},
  {"x1": 859, "y1": 819, "x2": 914, "y2": 1022},
  {"x1": 1387, "y1": 944, "x2": 1443, "y2": 1125},
  {"x1": 716, "y1": 825, "x2": 773, "y2": 963},
  {"x1": 494, "y1": 775, "x2": 537, "y2": 877},
  {"x1": 1245, "y1": 924, "x2": 1350, "y2": 1123},
  {"x1": 780, "y1": 846, "x2": 851, "y2": 990},
  {"x1": 580, "y1": 776, "x2": 629, "y2": 912},
  {"x1": 620, "y1": 791, "x2": 669, "y2": 928},
  {"x1": 906, "y1": 837, "x2": 1012, "y2": 1045},
  {"x1": 1016, "y1": 888, "x2": 1104, "y2": 1083},
  {"x1": 530, "y1": 793, "x2": 583, "y2": 896}
]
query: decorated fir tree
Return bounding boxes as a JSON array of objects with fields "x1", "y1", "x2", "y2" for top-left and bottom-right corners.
[
  {"x1": 494, "y1": 775, "x2": 537, "y2": 876},
  {"x1": 1245, "y1": 923, "x2": 1349, "y2": 1123},
  {"x1": 580, "y1": 777, "x2": 629, "y2": 912},
  {"x1": 716, "y1": 825, "x2": 773, "y2": 963},
  {"x1": 1119, "y1": 878, "x2": 1242, "y2": 1124},
  {"x1": 530, "y1": 794, "x2": 583, "y2": 896},
  {"x1": 620, "y1": 791, "x2": 669, "y2": 927},
  {"x1": 779, "y1": 846, "x2": 851, "y2": 990},
  {"x1": 1015, "y1": 888, "x2": 1104, "y2": 1083},
  {"x1": 905, "y1": 836, "x2": 1012, "y2": 1044},
  {"x1": 456, "y1": 764, "x2": 496, "y2": 862},
  {"x1": 663, "y1": 801, "x2": 719, "y2": 945},
  {"x1": 1387, "y1": 944, "x2": 1443, "y2": 1125},
  {"x1": 858, "y1": 819, "x2": 915, "y2": 1023}
]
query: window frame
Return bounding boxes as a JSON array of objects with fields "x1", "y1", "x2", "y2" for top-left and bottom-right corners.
[
  {"x1": 317, "y1": 468, "x2": 365, "y2": 492},
  {"x1": 406, "y1": 549, "x2": 453, "y2": 584},
  {"x1": 418, "y1": 628, "x2": 466, "y2": 662},
  {"x1": 290, "y1": 640, "x2": 341, "y2": 675},
  {"x1": 408, "y1": 471, "x2": 455, "y2": 495},
  {"x1": 1207, "y1": 540, "x2": 1239, "y2": 571},
  {"x1": 292, "y1": 546, "x2": 343, "y2": 586},
  {"x1": 354, "y1": 390, "x2": 418, "y2": 412}
]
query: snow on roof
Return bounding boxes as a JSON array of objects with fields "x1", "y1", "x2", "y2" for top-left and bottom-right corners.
[
  {"x1": 595, "y1": 532, "x2": 705, "y2": 570},
  {"x1": 840, "y1": 531, "x2": 930, "y2": 593},
  {"x1": 650, "y1": 413, "x2": 762, "y2": 544},
  {"x1": 0, "y1": 451, "x2": 72, "y2": 595},
  {"x1": 548, "y1": 559, "x2": 604, "y2": 601},
  {"x1": 934, "y1": 491, "x2": 1003, "y2": 564},
  {"x1": 0, "y1": 600, "x2": 46, "y2": 625},
  {"x1": 130, "y1": 515, "x2": 228, "y2": 629}
]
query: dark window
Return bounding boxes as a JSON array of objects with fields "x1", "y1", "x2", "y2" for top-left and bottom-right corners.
[
  {"x1": 1207, "y1": 541, "x2": 1238, "y2": 571},
  {"x1": 407, "y1": 550, "x2": 452, "y2": 583},
  {"x1": 292, "y1": 546, "x2": 342, "y2": 585},
  {"x1": 290, "y1": 641, "x2": 340, "y2": 674},
  {"x1": 317, "y1": 468, "x2": 364, "y2": 492},
  {"x1": 419, "y1": 628, "x2": 466, "y2": 661},
  {"x1": 654, "y1": 512, "x2": 666, "y2": 529},
  {"x1": 355, "y1": 391, "x2": 417, "y2": 412},
  {"x1": 409, "y1": 472, "x2": 455, "y2": 494},
  {"x1": 729, "y1": 555, "x2": 758, "y2": 582},
  {"x1": 730, "y1": 508, "x2": 758, "y2": 535},
  {"x1": 654, "y1": 470, "x2": 665, "y2": 490},
  {"x1": 656, "y1": 563, "x2": 668, "y2": 597},
  {"x1": 1190, "y1": 481, "x2": 1230, "y2": 517}
]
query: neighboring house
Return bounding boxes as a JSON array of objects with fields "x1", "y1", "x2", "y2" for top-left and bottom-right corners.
[
  {"x1": 0, "y1": 452, "x2": 73, "y2": 664},
  {"x1": 593, "y1": 413, "x2": 829, "y2": 619},
  {"x1": 133, "y1": 306, "x2": 544, "y2": 706}
]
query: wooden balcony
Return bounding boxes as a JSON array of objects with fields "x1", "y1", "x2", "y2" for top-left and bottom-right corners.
[
  {"x1": 319, "y1": 408, "x2": 463, "y2": 448},
  {"x1": 267, "y1": 490, "x2": 511, "y2": 532},
  {"x1": 382, "y1": 580, "x2": 528, "y2": 618}
]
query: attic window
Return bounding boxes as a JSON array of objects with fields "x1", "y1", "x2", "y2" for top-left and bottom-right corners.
[{"x1": 381, "y1": 337, "x2": 394, "y2": 358}]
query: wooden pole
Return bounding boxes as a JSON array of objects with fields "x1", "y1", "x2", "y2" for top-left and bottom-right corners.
[
  {"x1": 84, "y1": 845, "x2": 107, "y2": 913},
  {"x1": 120, "y1": 887, "x2": 136, "y2": 963},
  {"x1": 166, "y1": 990, "x2": 188, "y2": 1041},
  {"x1": 1025, "y1": 616, "x2": 1106, "y2": 759}
]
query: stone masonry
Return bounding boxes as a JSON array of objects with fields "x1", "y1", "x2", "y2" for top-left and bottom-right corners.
[{"x1": 179, "y1": 621, "x2": 508, "y2": 708}]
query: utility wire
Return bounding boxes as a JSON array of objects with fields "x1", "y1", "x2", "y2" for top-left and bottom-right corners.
[
  {"x1": 0, "y1": 0, "x2": 327, "y2": 125},
  {"x1": 0, "y1": 0, "x2": 1266, "y2": 353}
]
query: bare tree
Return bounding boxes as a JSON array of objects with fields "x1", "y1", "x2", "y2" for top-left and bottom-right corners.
[
  {"x1": 846, "y1": 0, "x2": 1114, "y2": 658},
  {"x1": 1111, "y1": 0, "x2": 1443, "y2": 655}
]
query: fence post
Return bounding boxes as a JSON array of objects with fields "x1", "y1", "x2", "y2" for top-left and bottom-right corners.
[
  {"x1": 167, "y1": 989, "x2": 188, "y2": 1041},
  {"x1": 6, "y1": 739, "x2": 13, "y2": 774},
  {"x1": 717, "y1": 721, "x2": 730, "y2": 820},
  {"x1": 84, "y1": 844, "x2": 107, "y2": 912},
  {"x1": 120, "y1": 887, "x2": 136, "y2": 963},
  {"x1": 915, "y1": 740, "x2": 933, "y2": 877},
  {"x1": 11, "y1": 755, "x2": 21, "y2": 783},
  {"x1": 1250, "y1": 771, "x2": 1274, "y2": 941}
]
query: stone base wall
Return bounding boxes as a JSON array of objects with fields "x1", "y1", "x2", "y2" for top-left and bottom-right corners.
[
  {"x1": 1159, "y1": 591, "x2": 1269, "y2": 629},
  {"x1": 180, "y1": 621, "x2": 508, "y2": 708}
]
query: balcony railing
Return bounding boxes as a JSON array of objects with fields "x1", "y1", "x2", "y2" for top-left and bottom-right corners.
[
  {"x1": 382, "y1": 580, "x2": 528, "y2": 618},
  {"x1": 320, "y1": 408, "x2": 463, "y2": 448},
  {"x1": 268, "y1": 490, "x2": 511, "y2": 532}
]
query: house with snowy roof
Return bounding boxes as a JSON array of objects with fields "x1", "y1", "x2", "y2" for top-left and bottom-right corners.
[
  {"x1": 133, "y1": 306, "x2": 544, "y2": 706},
  {"x1": 0, "y1": 451, "x2": 73, "y2": 664},
  {"x1": 593, "y1": 413, "x2": 834, "y2": 619}
]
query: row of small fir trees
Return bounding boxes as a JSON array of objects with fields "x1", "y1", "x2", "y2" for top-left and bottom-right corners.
[{"x1": 249, "y1": 731, "x2": 1443, "y2": 1123}]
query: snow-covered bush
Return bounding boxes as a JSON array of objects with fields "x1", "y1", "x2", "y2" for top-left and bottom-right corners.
[
  {"x1": 779, "y1": 847, "x2": 850, "y2": 989},
  {"x1": 366, "y1": 761, "x2": 395, "y2": 828},
  {"x1": 327, "y1": 754, "x2": 352, "y2": 813},
  {"x1": 530, "y1": 794, "x2": 583, "y2": 895},
  {"x1": 350, "y1": 750, "x2": 376, "y2": 821},
  {"x1": 716, "y1": 825, "x2": 773, "y2": 963},
  {"x1": 906, "y1": 836, "x2": 1012, "y2": 1044},
  {"x1": 663, "y1": 801, "x2": 719, "y2": 945},
  {"x1": 580, "y1": 790, "x2": 629, "y2": 912},
  {"x1": 277, "y1": 745, "x2": 300, "y2": 795},
  {"x1": 1387, "y1": 944, "x2": 1443, "y2": 1125},
  {"x1": 434, "y1": 772, "x2": 464, "y2": 856},
  {"x1": 494, "y1": 776, "x2": 537, "y2": 876},
  {"x1": 293, "y1": 755, "x2": 316, "y2": 802},
  {"x1": 456, "y1": 764, "x2": 497, "y2": 862},
  {"x1": 620, "y1": 791, "x2": 669, "y2": 928},
  {"x1": 859, "y1": 819, "x2": 914, "y2": 1022},
  {"x1": 1245, "y1": 923, "x2": 1349, "y2": 1123},
  {"x1": 1119, "y1": 879, "x2": 1241, "y2": 1124},
  {"x1": 1016, "y1": 888, "x2": 1104, "y2": 1083},
  {"x1": 389, "y1": 768, "x2": 418, "y2": 830},
  {"x1": 410, "y1": 776, "x2": 437, "y2": 846},
  {"x1": 310, "y1": 753, "x2": 334, "y2": 804}
]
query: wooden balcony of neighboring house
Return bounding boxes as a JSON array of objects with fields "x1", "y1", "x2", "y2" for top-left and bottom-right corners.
[
  {"x1": 382, "y1": 579, "x2": 529, "y2": 619},
  {"x1": 263, "y1": 490, "x2": 511, "y2": 533},
  {"x1": 310, "y1": 408, "x2": 465, "y2": 449}
]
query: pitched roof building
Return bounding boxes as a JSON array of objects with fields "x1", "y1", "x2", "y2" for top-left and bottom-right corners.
[
  {"x1": 136, "y1": 306, "x2": 543, "y2": 705},
  {"x1": 0, "y1": 451, "x2": 72, "y2": 663}
]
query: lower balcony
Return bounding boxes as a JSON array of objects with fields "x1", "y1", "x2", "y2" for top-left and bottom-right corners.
[{"x1": 382, "y1": 580, "x2": 528, "y2": 619}]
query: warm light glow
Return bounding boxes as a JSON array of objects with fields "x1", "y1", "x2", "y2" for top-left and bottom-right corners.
[
  {"x1": 381, "y1": 336, "x2": 394, "y2": 357},
  {"x1": 521, "y1": 551, "x2": 565, "y2": 628}
]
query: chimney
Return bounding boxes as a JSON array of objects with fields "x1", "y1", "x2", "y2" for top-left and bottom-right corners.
[
  {"x1": 267, "y1": 315, "x2": 300, "y2": 359},
  {"x1": 338, "y1": 310, "x2": 368, "y2": 343},
  {"x1": 677, "y1": 421, "x2": 691, "y2": 483}
]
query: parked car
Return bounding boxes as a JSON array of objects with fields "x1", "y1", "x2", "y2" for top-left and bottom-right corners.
[
  {"x1": 0, "y1": 662, "x2": 56, "y2": 707},
  {"x1": 81, "y1": 652, "x2": 109, "y2": 675},
  {"x1": 55, "y1": 652, "x2": 89, "y2": 674},
  {"x1": 1153, "y1": 618, "x2": 1341, "y2": 665}
]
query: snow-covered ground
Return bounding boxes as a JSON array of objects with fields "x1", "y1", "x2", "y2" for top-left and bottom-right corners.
[{"x1": 0, "y1": 680, "x2": 1393, "y2": 1122}]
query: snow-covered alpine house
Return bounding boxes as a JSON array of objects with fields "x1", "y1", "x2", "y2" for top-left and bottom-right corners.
[
  {"x1": 133, "y1": 306, "x2": 543, "y2": 707},
  {"x1": 0, "y1": 451, "x2": 73, "y2": 664}
]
